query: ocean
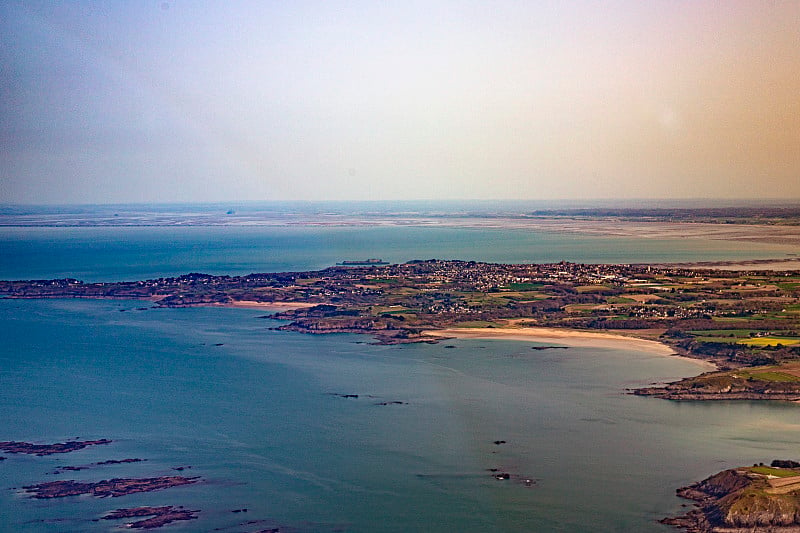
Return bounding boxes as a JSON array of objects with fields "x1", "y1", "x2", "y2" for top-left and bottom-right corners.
[
  {"x1": 0, "y1": 223, "x2": 795, "y2": 282},
  {"x1": 1, "y1": 213, "x2": 799, "y2": 532}
]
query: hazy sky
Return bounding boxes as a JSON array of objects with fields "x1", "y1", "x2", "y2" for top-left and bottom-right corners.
[{"x1": 2, "y1": 1, "x2": 799, "y2": 204}]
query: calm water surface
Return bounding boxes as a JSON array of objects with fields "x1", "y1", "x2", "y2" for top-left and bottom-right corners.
[
  {"x1": 2, "y1": 299, "x2": 800, "y2": 532},
  {"x1": 2, "y1": 225, "x2": 800, "y2": 531},
  {"x1": 0, "y1": 225, "x2": 795, "y2": 281}
]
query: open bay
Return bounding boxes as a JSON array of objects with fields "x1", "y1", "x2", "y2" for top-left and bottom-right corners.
[{"x1": 2, "y1": 222, "x2": 800, "y2": 531}]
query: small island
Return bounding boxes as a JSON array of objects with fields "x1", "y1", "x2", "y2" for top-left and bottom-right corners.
[
  {"x1": 22, "y1": 476, "x2": 200, "y2": 499},
  {"x1": 101, "y1": 506, "x2": 199, "y2": 529},
  {"x1": 663, "y1": 461, "x2": 800, "y2": 532},
  {"x1": 0, "y1": 439, "x2": 111, "y2": 456}
]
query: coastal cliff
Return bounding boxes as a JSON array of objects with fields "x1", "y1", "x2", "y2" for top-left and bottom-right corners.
[
  {"x1": 663, "y1": 462, "x2": 800, "y2": 532},
  {"x1": 633, "y1": 362, "x2": 800, "y2": 401}
]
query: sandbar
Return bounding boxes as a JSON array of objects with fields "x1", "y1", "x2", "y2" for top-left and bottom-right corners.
[{"x1": 426, "y1": 327, "x2": 716, "y2": 369}]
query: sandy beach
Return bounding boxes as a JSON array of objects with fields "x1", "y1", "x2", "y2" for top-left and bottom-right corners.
[
  {"x1": 226, "y1": 300, "x2": 317, "y2": 310},
  {"x1": 426, "y1": 327, "x2": 717, "y2": 369}
]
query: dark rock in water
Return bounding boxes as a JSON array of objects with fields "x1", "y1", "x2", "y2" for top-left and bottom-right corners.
[
  {"x1": 772, "y1": 459, "x2": 800, "y2": 468},
  {"x1": 57, "y1": 465, "x2": 90, "y2": 472},
  {"x1": 493, "y1": 440, "x2": 506, "y2": 445},
  {"x1": 97, "y1": 458, "x2": 144, "y2": 465},
  {"x1": 214, "y1": 343, "x2": 224, "y2": 346},
  {"x1": 444, "y1": 345, "x2": 456, "y2": 349},
  {"x1": 231, "y1": 508, "x2": 248, "y2": 513},
  {"x1": 375, "y1": 401, "x2": 406, "y2": 406},
  {"x1": 0, "y1": 439, "x2": 111, "y2": 456},
  {"x1": 53, "y1": 458, "x2": 145, "y2": 475},
  {"x1": 531, "y1": 346, "x2": 568, "y2": 350},
  {"x1": 23, "y1": 476, "x2": 199, "y2": 498},
  {"x1": 102, "y1": 506, "x2": 199, "y2": 529},
  {"x1": 171, "y1": 465, "x2": 191, "y2": 471}
]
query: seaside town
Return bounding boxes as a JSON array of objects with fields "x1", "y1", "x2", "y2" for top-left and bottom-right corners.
[{"x1": 3, "y1": 258, "x2": 800, "y2": 372}]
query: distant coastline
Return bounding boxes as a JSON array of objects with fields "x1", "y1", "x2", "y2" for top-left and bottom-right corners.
[{"x1": 2, "y1": 202, "x2": 800, "y2": 248}]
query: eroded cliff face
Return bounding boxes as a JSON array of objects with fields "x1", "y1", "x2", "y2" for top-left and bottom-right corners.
[{"x1": 663, "y1": 466, "x2": 800, "y2": 532}]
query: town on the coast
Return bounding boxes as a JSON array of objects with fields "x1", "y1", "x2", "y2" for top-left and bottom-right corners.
[
  {"x1": 4, "y1": 258, "x2": 800, "y2": 531},
  {"x1": 3, "y1": 258, "x2": 800, "y2": 395}
]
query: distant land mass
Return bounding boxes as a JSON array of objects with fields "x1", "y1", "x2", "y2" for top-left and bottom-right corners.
[{"x1": 2, "y1": 258, "x2": 800, "y2": 401}]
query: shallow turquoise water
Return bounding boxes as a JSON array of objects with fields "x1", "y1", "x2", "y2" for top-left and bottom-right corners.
[
  {"x1": 3, "y1": 299, "x2": 800, "y2": 532},
  {"x1": 0, "y1": 225, "x2": 794, "y2": 281}
]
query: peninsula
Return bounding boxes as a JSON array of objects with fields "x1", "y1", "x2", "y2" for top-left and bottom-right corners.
[
  {"x1": 663, "y1": 461, "x2": 800, "y2": 532},
  {"x1": 2, "y1": 259, "x2": 800, "y2": 398}
]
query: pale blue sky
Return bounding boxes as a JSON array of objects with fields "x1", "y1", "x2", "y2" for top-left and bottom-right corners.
[{"x1": 2, "y1": 1, "x2": 799, "y2": 204}]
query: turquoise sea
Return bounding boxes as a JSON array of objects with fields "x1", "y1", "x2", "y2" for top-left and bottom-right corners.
[
  {"x1": 0, "y1": 224, "x2": 796, "y2": 282},
  {"x1": 2, "y1": 217, "x2": 800, "y2": 532}
]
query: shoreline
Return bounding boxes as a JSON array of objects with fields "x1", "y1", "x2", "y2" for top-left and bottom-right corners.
[
  {"x1": 425, "y1": 327, "x2": 717, "y2": 369},
  {"x1": 224, "y1": 300, "x2": 317, "y2": 310}
]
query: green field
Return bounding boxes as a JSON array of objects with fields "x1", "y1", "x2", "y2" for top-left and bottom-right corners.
[
  {"x1": 693, "y1": 336, "x2": 740, "y2": 344},
  {"x1": 689, "y1": 329, "x2": 758, "y2": 337},
  {"x1": 507, "y1": 282, "x2": 544, "y2": 291},
  {"x1": 749, "y1": 466, "x2": 800, "y2": 478},
  {"x1": 606, "y1": 296, "x2": 635, "y2": 304},
  {"x1": 737, "y1": 370, "x2": 800, "y2": 383}
]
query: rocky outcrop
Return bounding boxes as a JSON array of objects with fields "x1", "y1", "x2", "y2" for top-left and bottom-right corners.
[
  {"x1": 0, "y1": 439, "x2": 111, "y2": 455},
  {"x1": 23, "y1": 476, "x2": 199, "y2": 499},
  {"x1": 632, "y1": 372, "x2": 800, "y2": 401},
  {"x1": 101, "y1": 506, "x2": 199, "y2": 529},
  {"x1": 663, "y1": 465, "x2": 800, "y2": 532}
]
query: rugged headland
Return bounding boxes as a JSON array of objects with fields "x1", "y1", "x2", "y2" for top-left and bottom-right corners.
[
  {"x1": 633, "y1": 361, "x2": 800, "y2": 400},
  {"x1": 663, "y1": 461, "x2": 800, "y2": 532}
]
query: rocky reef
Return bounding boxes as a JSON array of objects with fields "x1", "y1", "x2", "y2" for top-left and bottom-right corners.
[
  {"x1": 0, "y1": 439, "x2": 111, "y2": 455},
  {"x1": 101, "y1": 506, "x2": 199, "y2": 529},
  {"x1": 633, "y1": 365, "x2": 800, "y2": 401},
  {"x1": 23, "y1": 476, "x2": 199, "y2": 499}
]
